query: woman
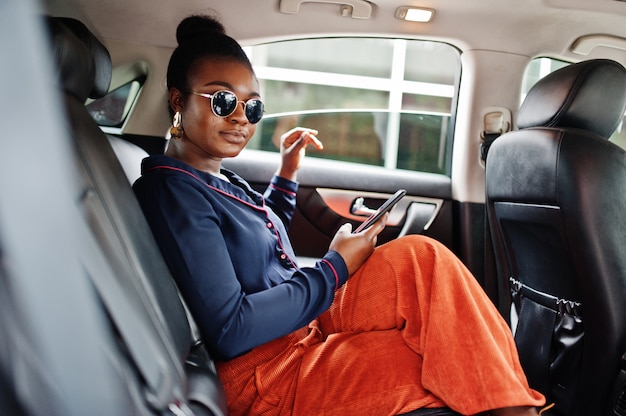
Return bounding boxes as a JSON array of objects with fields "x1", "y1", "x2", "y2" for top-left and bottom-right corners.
[{"x1": 133, "y1": 14, "x2": 546, "y2": 416}]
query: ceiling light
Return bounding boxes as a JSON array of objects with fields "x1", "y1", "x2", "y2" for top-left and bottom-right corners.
[{"x1": 395, "y1": 6, "x2": 434, "y2": 22}]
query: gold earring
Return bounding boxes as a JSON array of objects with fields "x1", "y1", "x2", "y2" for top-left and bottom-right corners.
[{"x1": 170, "y1": 111, "x2": 183, "y2": 140}]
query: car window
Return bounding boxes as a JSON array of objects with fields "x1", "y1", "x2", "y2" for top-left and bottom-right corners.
[
  {"x1": 522, "y1": 58, "x2": 626, "y2": 148},
  {"x1": 87, "y1": 77, "x2": 144, "y2": 128},
  {"x1": 244, "y1": 38, "x2": 460, "y2": 176}
]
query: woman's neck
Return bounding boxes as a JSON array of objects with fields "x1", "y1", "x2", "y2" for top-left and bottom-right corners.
[{"x1": 164, "y1": 144, "x2": 226, "y2": 180}]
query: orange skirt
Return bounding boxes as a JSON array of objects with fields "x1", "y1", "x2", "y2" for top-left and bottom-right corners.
[{"x1": 216, "y1": 235, "x2": 545, "y2": 415}]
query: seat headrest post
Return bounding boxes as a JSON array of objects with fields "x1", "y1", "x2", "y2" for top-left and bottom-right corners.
[{"x1": 517, "y1": 59, "x2": 626, "y2": 139}]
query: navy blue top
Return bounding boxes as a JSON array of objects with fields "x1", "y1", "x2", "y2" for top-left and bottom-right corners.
[{"x1": 133, "y1": 155, "x2": 348, "y2": 361}]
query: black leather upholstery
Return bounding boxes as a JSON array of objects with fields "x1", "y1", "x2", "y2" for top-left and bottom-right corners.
[
  {"x1": 48, "y1": 18, "x2": 98, "y2": 101},
  {"x1": 486, "y1": 59, "x2": 626, "y2": 415},
  {"x1": 517, "y1": 60, "x2": 626, "y2": 138},
  {"x1": 51, "y1": 17, "x2": 112, "y2": 99},
  {"x1": 46, "y1": 16, "x2": 226, "y2": 415}
]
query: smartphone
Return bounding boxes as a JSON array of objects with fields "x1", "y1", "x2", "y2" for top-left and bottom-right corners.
[{"x1": 353, "y1": 189, "x2": 406, "y2": 233}]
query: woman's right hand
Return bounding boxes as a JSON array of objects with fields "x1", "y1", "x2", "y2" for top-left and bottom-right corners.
[{"x1": 328, "y1": 213, "x2": 388, "y2": 275}]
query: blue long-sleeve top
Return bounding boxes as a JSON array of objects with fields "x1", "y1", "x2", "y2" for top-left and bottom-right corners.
[{"x1": 132, "y1": 155, "x2": 349, "y2": 361}]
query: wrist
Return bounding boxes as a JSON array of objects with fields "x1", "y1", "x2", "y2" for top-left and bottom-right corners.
[{"x1": 277, "y1": 167, "x2": 297, "y2": 182}]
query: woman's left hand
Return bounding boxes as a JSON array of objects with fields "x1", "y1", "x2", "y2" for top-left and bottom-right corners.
[{"x1": 277, "y1": 127, "x2": 323, "y2": 181}]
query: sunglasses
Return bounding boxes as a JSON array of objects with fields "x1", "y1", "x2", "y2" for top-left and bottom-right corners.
[{"x1": 189, "y1": 90, "x2": 265, "y2": 124}]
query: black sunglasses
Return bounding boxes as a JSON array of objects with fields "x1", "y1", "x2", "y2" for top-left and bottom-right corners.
[{"x1": 189, "y1": 90, "x2": 265, "y2": 124}]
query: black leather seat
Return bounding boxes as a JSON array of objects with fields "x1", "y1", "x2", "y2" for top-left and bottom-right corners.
[
  {"x1": 485, "y1": 59, "x2": 626, "y2": 415},
  {"x1": 45, "y1": 17, "x2": 227, "y2": 415}
]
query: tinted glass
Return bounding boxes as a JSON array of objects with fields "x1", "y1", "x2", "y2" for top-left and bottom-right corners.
[
  {"x1": 246, "y1": 37, "x2": 460, "y2": 175},
  {"x1": 87, "y1": 79, "x2": 143, "y2": 127}
]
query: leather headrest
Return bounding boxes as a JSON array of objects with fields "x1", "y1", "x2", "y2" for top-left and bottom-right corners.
[
  {"x1": 517, "y1": 59, "x2": 626, "y2": 139},
  {"x1": 47, "y1": 17, "x2": 112, "y2": 101}
]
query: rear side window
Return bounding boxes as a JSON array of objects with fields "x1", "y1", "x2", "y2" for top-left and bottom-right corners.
[
  {"x1": 245, "y1": 38, "x2": 460, "y2": 176},
  {"x1": 522, "y1": 58, "x2": 626, "y2": 149},
  {"x1": 87, "y1": 77, "x2": 144, "y2": 128}
]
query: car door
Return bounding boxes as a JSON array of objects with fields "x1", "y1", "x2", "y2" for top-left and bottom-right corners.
[
  {"x1": 224, "y1": 36, "x2": 458, "y2": 261},
  {"x1": 224, "y1": 147, "x2": 453, "y2": 261}
]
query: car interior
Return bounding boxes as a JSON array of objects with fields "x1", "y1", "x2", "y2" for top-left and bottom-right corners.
[{"x1": 3, "y1": 0, "x2": 626, "y2": 415}]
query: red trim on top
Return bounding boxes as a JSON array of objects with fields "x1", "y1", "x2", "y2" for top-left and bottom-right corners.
[
  {"x1": 321, "y1": 259, "x2": 340, "y2": 291},
  {"x1": 147, "y1": 165, "x2": 266, "y2": 212},
  {"x1": 271, "y1": 226, "x2": 299, "y2": 270},
  {"x1": 148, "y1": 164, "x2": 300, "y2": 270},
  {"x1": 269, "y1": 182, "x2": 296, "y2": 197}
]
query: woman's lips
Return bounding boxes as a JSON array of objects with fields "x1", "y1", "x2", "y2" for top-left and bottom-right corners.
[{"x1": 221, "y1": 130, "x2": 247, "y2": 144}]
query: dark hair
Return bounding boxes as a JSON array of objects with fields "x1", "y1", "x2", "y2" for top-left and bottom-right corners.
[{"x1": 166, "y1": 15, "x2": 254, "y2": 115}]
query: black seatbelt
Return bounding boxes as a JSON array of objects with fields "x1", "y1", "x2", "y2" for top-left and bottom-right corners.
[
  {"x1": 481, "y1": 109, "x2": 511, "y2": 314},
  {"x1": 480, "y1": 110, "x2": 509, "y2": 163},
  {"x1": 480, "y1": 132, "x2": 501, "y2": 163}
]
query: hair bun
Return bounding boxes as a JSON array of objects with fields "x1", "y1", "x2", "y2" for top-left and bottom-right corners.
[{"x1": 176, "y1": 15, "x2": 226, "y2": 45}]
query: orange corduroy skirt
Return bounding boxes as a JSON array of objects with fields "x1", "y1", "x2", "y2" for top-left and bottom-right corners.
[{"x1": 216, "y1": 235, "x2": 545, "y2": 415}]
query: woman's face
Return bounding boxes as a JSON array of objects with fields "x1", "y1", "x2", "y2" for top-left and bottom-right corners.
[{"x1": 175, "y1": 58, "x2": 260, "y2": 163}]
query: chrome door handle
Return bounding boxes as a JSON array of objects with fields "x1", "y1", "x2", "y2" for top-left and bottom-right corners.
[{"x1": 350, "y1": 197, "x2": 377, "y2": 216}]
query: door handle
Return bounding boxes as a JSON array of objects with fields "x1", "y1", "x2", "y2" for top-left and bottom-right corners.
[{"x1": 350, "y1": 197, "x2": 377, "y2": 217}]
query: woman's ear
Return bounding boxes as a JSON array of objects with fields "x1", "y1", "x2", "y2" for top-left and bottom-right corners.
[{"x1": 169, "y1": 88, "x2": 184, "y2": 113}]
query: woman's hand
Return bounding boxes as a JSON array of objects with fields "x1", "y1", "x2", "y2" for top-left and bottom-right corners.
[
  {"x1": 328, "y1": 213, "x2": 388, "y2": 275},
  {"x1": 276, "y1": 127, "x2": 323, "y2": 181}
]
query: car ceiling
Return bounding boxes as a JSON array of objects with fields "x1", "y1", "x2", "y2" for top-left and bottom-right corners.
[{"x1": 42, "y1": 0, "x2": 626, "y2": 65}]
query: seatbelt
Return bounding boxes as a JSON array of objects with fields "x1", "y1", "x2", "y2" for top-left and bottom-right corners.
[
  {"x1": 479, "y1": 109, "x2": 511, "y2": 165},
  {"x1": 481, "y1": 108, "x2": 512, "y2": 314}
]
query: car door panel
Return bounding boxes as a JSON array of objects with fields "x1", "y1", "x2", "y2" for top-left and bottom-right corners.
[{"x1": 223, "y1": 150, "x2": 453, "y2": 259}]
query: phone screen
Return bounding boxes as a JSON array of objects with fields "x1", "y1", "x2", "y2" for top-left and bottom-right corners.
[{"x1": 353, "y1": 189, "x2": 406, "y2": 233}]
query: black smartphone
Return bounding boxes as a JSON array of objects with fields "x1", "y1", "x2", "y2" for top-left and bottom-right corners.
[{"x1": 353, "y1": 189, "x2": 406, "y2": 233}]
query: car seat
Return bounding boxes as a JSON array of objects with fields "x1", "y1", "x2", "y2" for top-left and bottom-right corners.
[
  {"x1": 485, "y1": 59, "x2": 626, "y2": 415},
  {"x1": 42, "y1": 16, "x2": 226, "y2": 415}
]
